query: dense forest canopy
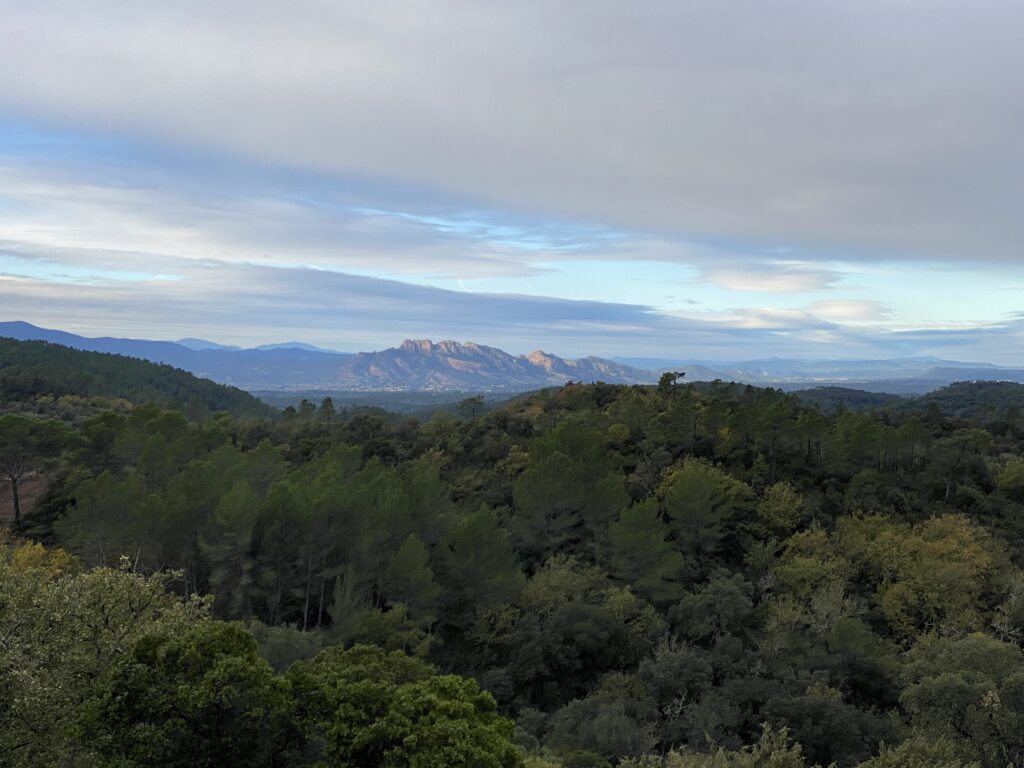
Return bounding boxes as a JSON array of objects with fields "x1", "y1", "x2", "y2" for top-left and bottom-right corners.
[
  {"x1": 0, "y1": 337, "x2": 273, "y2": 419},
  {"x1": 4, "y1": 357, "x2": 1024, "y2": 766},
  {"x1": 795, "y1": 380, "x2": 1024, "y2": 420}
]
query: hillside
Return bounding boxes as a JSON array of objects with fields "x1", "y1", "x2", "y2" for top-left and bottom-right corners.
[
  {"x1": 334, "y1": 339, "x2": 657, "y2": 390},
  {"x1": 0, "y1": 337, "x2": 273, "y2": 418},
  {"x1": 7, "y1": 322, "x2": 1024, "y2": 395},
  {"x1": 793, "y1": 381, "x2": 1024, "y2": 419},
  {"x1": 793, "y1": 386, "x2": 910, "y2": 412},
  {"x1": 910, "y1": 380, "x2": 1024, "y2": 419},
  {"x1": 0, "y1": 321, "x2": 354, "y2": 388}
]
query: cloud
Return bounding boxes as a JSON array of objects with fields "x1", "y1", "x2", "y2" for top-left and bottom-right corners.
[
  {"x1": 805, "y1": 299, "x2": 892, "y2": 323},
  {"x1": 2, "y1": 0, "x2": 1021, "y2": 264},
  {"x1": 0, "y1": 151, "x2": 850, "y2": 292},
  {"x1": 0, "y1": 160, "x2": 559, "y2": 279},
  {"x1": 700, "y1": 261, "x2": 841, "y2": 292},
  {"x1": 0, "y1": 5, "x2": 1020, "y2": 364},
  {"x1": 2, "y1": 242, "x2": 1022, "y2": 364}
]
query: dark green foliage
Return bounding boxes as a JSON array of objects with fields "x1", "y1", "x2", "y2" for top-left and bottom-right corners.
[
  {"x1": 609, "y1": 499, "x2": 687, "y2": 605},
  {"x1": 794, "y1": 387, "x2": 908, "y2": 413},
  {"x1": 0, "y1": 539, "x2": 209, "y2": 764},
  {"x1": 10, "y1": 376, "x2": 1024, "y2": 766},
  {"x1": 90, "y1": 621, "x2": 297, "y2": 767},
  {"x1": 511, "y1": 420, "x2": 629, "y2": 564},
  {"x1": 0, "y1": 336, "x2": 273, "y2": 418},
  {"x1": 0, "y1": 413, "x2": 71, "y2": 525},
  {"x1": 899, "y1": 634, "x2": 1024, "y2": 768},
  {"x1": 0, "y1": 536, "x2": 523, "y2": 768},
  {"x1": 288, "y1": 644, "x2": 523, "y2": 768},
  {"x1": 913, "y1": 381, "x2": 1024, "y2": 420}
]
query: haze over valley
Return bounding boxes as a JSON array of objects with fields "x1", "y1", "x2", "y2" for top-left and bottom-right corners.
[{"x1": 4, "y1": 321, "x2": 1022, "y2": 397}]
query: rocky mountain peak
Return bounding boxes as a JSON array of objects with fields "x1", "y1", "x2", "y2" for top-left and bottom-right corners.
[
  {"x1": 335, "y1": 339, "x2": 654, "y2": 390},
  {"x1": 397, "y1": 339, "x2": 486, "y2": 356},
  {"x1": 398, "y1": 339, "x2": 436, "y2": 354}
]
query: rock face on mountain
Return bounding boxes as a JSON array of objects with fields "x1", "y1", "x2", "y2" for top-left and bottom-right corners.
[{"x1": 335, "y1": 339, "x2": 656, "y2": 390}]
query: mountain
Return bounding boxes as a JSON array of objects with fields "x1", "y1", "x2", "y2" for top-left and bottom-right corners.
[
  {"x1": 0, "y1": 337, "x2": 273, "y2": 418},
  {"x1": 253, "y1": 342, "x2": 342, "y2": 353},
  {"x1": 1, "y1": 323, "x2": 652, "y2": 391},
  {"x1": 615, "y1": 352, "x2": 1024, "y2": 393},
  {"x1": 176, "y1": 338, "x2": 243, "y2": 351},
  {"x1": 0, "y1": 322, "x2": 354, "y2": 388},
  {"x1": 4, "y1": 322, "x2": 1023, "y2": 394},
  {"x1": 334, "y1": 339, "x2": 657, "y2": 391}
]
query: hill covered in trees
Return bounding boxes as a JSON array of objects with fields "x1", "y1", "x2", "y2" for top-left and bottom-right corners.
[
  {"x1": 911, "y1": 379, "x2": 1024, "y2": 420},
  {"x1": 795, "y1": 380, "x2": 1024, "y2": 420},
  {"x1": 5, "y1": 377, "x2": 1024, "y2": 766},
  {"x1": 0, "y1": 337, "x2": 274, "y2": 419}
]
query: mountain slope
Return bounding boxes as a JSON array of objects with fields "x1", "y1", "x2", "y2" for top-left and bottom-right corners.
[
  {"x1": 0, "y1": 322, "x2": 353, "y2": 388},
  {"x1": 0, "y1": 337, "x2": 274, "y2": 417},
  {"x1": 335, "y1": 339, "x2": 656, "y2": 390},
  {"x1": 909, "y1": 380, "x2": 1024, "y2": 419},
  {"x1": 6, "y1": 322, "x2": 1023, "y2": 394}
]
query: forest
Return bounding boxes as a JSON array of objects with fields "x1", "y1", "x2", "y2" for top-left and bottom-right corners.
[
  {"x1": 0, "y1": 337, "x2": 273, "y2": 419},
  {"x1": 4, "y1": 349, "x2": 1024, "y2": 767}
]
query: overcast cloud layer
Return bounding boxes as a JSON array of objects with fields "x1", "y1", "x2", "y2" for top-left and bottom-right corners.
[{"x1": 0, "y1": 1, "x2": 1021, "y2": 361}]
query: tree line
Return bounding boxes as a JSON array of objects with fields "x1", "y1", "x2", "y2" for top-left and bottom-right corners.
[{"x1": 5, "y1": 377, "x2": 1024, "y2": 766}]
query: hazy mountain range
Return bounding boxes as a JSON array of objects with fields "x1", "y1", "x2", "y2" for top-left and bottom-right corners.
[
  {"x1": 0, "y1": 322, "x2": 653, "y2": 391},
  {"x1": 613, "y1": 355, "x2": 1024, "y2": 394},
  {"x1": 2, "y1": 321, "x2": 1024, "y2": 394},
  {"x1": 336, "y1": 339, "x2": 654, "y2": 390}
]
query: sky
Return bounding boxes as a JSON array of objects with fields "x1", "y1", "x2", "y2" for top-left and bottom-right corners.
[{"x1": 0, "y1": 1, "x2": 1022, "y2": 362}]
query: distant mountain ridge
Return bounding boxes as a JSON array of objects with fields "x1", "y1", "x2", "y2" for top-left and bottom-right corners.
[
  {"x1": 0, "y1": 322, "x2": 354, "y2": 388},
  {"x1": 3, "y1": 321, "x2": 1023, "y2": 394},
  {"x1": 335, "y1": 339, "x2": 656, "y2": 390},
  {"x1": 614, "y1": 353, "x2": 1024, "y2": 392},
  {"x1": 0, "y1": 323, "x2": 655, "y2": 391}
]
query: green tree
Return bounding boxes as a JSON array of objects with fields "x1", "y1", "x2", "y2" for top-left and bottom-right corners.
[
  {"x1": 512, "y1": 422, "x2": 628, "y2": 563},
  {"x1": 90, "y1": 621, "x2": 297, "y2": 767},
  {"x1": 670, "y1": 575, "x2": 754, "y2": 643},
  {"x1": 836, "y1": 514, "x2": 1003, "y2": 637},
  {"x1": 298, "y1": 398, "x2": 317, "y2": 423},
  {"x1": 459, "y1": 395, "x2": 486, "y2": 422},
  {"x1": 490, "y1": 557, "x2": 664, "y2": 710},
  {"x1": 758, "y1": 481, "x2": 806, "y2": 535},
  {"x1": 199, "y1": 483, "x2": 261, "y2": 619},
  {"x1": 0, "y1": 537, "x2": 208, "y2": 764},
  {"x1": 546, "y1": 684, "x2": 657, "y2": 760},
  {"x1": 660, "y1": 459, "x2": 752, "y2": 565},
  {"x1": 998, "y1": 457, "x2": 1024, "y2": 502},
  {"x1": 55, "y1": 471, "x2": 159, "y2": 568},
  {"x1": 900, "y1": 633, "x2": 1024, "y2": 768},
  {"x1": 383, "y1": 533, "x2": 442, "y2": 626},
  {"x1": 609, "y1": 499, "x2": 687, "y2": 606},
  {"x1": 0, "y1": 414, "x2": 68, "y2": 526},
  {"x1": 658, "y1": 371, "x2": 685, "y2": 399},
  {"x1": 320, "y1": 396, "x2": 337, "y2": 427},
  {"x1": 288, "y1": 644, "x2": 523, "y2": 768},
  {"x1": 440, "y1": 505, "x2": 525, "y2": 629}
]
